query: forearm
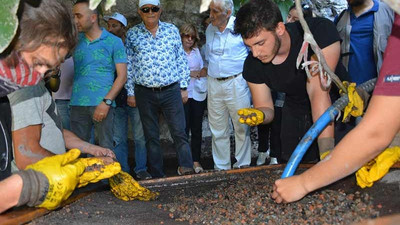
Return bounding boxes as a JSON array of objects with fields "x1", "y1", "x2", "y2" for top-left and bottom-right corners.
[
  {"x1": 302, "y1": 125, "x2": 387, "y2": 193},
  {"x1": 257, "y1": 107, "x2": 274, "y2": 124},
  {"x1": 13, "y1": 126, "x2": 55, "y2": 170},
  {"x1": 104, "y1": 75, "x2": 126, "y2": 100},
  {"x1": 200, "y1": 67, "x2": 208, "y2": 77},
  {"x1": 0, "y1": 174, "x2": 23, "y2": 213},
  {"x1": 311, "y1": 92, "x2": 333, "y2": 139},
  {"x1": 63, "y1": 129, "x2": 93, "y2": 154},
  {"x1": 301, "y1": 95, "x2": 400, "y2": 193}
]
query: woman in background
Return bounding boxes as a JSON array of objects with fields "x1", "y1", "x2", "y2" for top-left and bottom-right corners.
[{"x1": 180, "y1": 23, "x2": 207, "y2": 173}]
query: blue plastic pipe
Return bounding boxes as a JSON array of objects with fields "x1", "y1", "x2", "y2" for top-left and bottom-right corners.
[
  {"x1": 281, "y1": 78, "x2": 377, "y2": 178},
  {"x1": 281, "y1": 106, "x2": 339, "y2": 178}
]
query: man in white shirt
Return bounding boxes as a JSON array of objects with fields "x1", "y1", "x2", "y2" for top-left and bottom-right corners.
[{"x1": 204, "y1": 0, "x2": 251, "y2": 170}]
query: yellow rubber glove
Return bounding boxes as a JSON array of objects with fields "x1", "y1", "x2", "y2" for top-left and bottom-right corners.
[
  {"x1": 25, "y1": 149, "x2": 85, "y2": 210},
  {"x1": 356, "y1": 146, "x2": 400, "y2": 188},
  {"x1": 341, "y1": 81, "x2": 364, "y2": 122},
  {"x1": 109, "y1": 171, "x2": 159, "y2": 201},
  {"x1": 77, "y1": 158, "x2": 121, "y2": 188},
  {"x1": 237, "y1": 108, "x2": 264, "y2": 126}
]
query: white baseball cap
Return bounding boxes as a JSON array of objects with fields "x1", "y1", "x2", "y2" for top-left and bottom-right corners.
[
  {"x1": 139, "y1": 0, "x2": 160, "y2": 8},
  {"x1": 104, "y1": 12, "x2": 127, "y2": 27},
  {"x1": 192, "y1": 77, "x2": 207, "y2": 101}
]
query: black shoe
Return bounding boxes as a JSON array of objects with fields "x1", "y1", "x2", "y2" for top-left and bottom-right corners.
[{"x1": 136, "y1": 170, "x2": 152, "y2": 180}]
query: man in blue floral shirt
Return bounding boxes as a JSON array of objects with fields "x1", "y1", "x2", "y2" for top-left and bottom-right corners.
[
  {"x1": 71, "y1": 0, "x2": 127, "y2": 150},
  {"x1": 125, "y1": 0, "x2": 193, "y2": 178}
]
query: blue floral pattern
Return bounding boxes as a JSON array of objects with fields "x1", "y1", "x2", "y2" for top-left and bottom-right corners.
[{"x1": 125, "y1": 21, "x2": 190, "y2": 96}]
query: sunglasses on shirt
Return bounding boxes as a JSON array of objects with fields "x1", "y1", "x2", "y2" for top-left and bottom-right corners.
[{"x1": 140, "y1": 6, "x2": 160, "y2": 13}]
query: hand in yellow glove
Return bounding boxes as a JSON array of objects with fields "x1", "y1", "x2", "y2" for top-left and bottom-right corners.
[
  {"x1": 237, "y1": 108, "x2": 265, "y2": 126},
  {"x1": 356, "y1": 146, "x2": 400, "y2": 188},
  {"x1": 16, "y1": 149, "x2": 85, "y2": 210},
  {"x1": 77, "y1": 158, "x2": 121, "y2": 188},
  {"x1": 341, "y1": 81, "x2": 366, "y2": 122}
]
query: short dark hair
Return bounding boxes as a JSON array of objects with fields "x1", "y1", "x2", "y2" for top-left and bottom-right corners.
[
  {"x1": 74, "y1": 0, "x2": 100, "y2": 15},
  {"x1": 3, "y1": 0, "x2": 78, "y2": 67},
  {"x1": 74, "y1": 0, "x2": 101, "y2": 26},
  {"x1": 234, "y1": 0, "x2": 283, "y2": 39}
]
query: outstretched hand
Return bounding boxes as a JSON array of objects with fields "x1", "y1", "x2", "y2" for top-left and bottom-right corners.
[{"x1": 271, "y1": 175, "x2": 309, "y2": 204}]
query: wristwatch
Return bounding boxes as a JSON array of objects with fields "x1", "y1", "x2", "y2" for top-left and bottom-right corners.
[{"x1": 103, "y1": 98, "x2": 113, "y2": 106}]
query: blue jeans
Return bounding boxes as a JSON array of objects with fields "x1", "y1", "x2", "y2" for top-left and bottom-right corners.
[
  {"x1": 113, "y1": 106, "x2": 147, "y2": 173},
  {"x1": 55, "y1": 100, "x2": 71, "y2": 130},
  {"x1": 135, "y1": 83, "x2": 193, "y2": 178}
]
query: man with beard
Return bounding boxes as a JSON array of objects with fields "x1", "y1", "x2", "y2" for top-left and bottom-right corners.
[
  {"x1": 234, "y1": 0, "x2": 347, "y2": 163},
  {"x1": 71, "y1": 0, "x2": 127, "y2": 151}
]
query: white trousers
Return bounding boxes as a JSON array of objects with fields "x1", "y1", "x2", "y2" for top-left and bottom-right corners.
[{"x1": 207, "y1": 75, "x2": 251, "y2": 170}]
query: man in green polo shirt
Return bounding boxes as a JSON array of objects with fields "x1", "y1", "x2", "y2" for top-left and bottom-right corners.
[{"x1": 71, "y1": 0, "x2": 127, "y2": 149}]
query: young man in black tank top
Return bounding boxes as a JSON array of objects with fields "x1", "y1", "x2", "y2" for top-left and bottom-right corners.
[{"x1": 234, "y1": 0, "x2": 343, "y2": 163}]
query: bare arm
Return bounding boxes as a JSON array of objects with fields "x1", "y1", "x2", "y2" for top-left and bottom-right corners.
[
  {"x1": 12, "y1": 125, "x2": 54, "y2": 170},
  {"x1": 63, "y1": 129, "x2": 115, "y2": 158},
  {"x1": 272, "y1": 95, "x2": 400, "y2": 203},
  {"x1": 303, "y1": 95, "x2": 400, "y2": 192},
  {"x1": 306, "y1": 41, "x2": 341, "y2": 139},
  {"x1": 0, "y1": 174, "x2": 23, "y2": 213},
  {"x1": 248, "y1": 82, "x2": 275, "y2": 124},
  {"x1": 104, "y1": 63, "x2": 127, "y2": 101},
  {"x1": 93, "y1": 63, "x2": 127, "y2": 122}
]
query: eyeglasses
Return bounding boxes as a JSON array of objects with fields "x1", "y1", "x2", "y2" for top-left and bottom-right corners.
[
  {"x1": 183, "y1": 34, "x2": 195, "y2": 40},
  {"x1": 140, "y1": 6, "x2": 160, "y2": 13}
]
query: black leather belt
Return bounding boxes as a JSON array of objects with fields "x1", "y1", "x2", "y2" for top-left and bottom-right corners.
[
  {"x1": 137, "y1": 82, "x2": 177, "y2": 91},
  {"x1": 215, "y1": 73, "x2": 241, "y2": 81}
]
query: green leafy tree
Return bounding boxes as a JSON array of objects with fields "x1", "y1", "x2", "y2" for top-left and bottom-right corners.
[{"x1": 0, "y1": 0, "x2": 20, "y2": 54}]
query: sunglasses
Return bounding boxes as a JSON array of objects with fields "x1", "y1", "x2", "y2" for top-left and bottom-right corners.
[
  {"x1": 183, "y1": 34, "x2": 195, "y2": 39},
  {"x1": 140, "y1": 6, "x2": 160, "y2": 13}
]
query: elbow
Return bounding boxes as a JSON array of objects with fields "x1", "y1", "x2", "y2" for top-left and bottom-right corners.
[
  {"x1": 374, "y1": 133, "x2": 396, "y2": 151},
  {"x1": 360, "y1": 126, "x2": 397, "y2": 155},
  {"x1": 14, "y1": 143, "x2": 46, "y2": 170}
]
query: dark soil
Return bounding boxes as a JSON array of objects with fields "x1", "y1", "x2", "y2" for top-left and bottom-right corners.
[
  {"x1": 160, "y1": 170, "x2": 379, "y2": 225},
  {"x1": 27, "y1": 135, "x2": 399, "y2": 224},
  {"x1": 28, "y1": 167, "x2": 399, "y2": 225}
]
